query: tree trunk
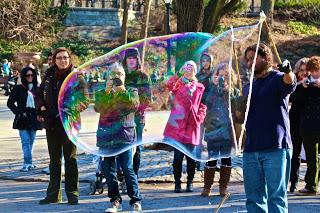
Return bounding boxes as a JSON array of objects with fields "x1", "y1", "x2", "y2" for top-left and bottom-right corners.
[
  {"x1": 203, "y1": 0, "x2": 225, "y2": 33},
  {"x1": 174, "y1": 0, "x2": 205, "y2": 72},
  {"x1": 203, "y1": 0, "x2": 240, "y2": 33},
  {"x1": 261, "y1": 0, "x2": 275, "y2": 25},
  {"x1": 140, "y1": 0, "x2": 152, "y2": 69},
  {"x1": 176, "y1": 0, "x2": 204, "y2": 32},
  {"x1": 140, "y1": 0, "x2": 151, "y2": 39},
  {"x1": 121, "y1": 0, "x2": 133, "y2": 44},
  {"x1": 260, "y1": 0, "x2": 275, "y2": 43}
]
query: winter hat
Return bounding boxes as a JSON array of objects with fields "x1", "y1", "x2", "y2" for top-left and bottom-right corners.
[
  {"x1": 122, "y1": 47, "x2": 142, "y2": 70},
  {"x1": 125, "y1": 48, "x2": 140, "y2": 58}
]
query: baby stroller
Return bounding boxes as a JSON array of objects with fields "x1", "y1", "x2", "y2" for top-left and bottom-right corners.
[
  {"x1": 89, "y1": 156, "x2": 107, "y2": 195},
  {"x1": 89, "y1": 156, "x2": 127, "y2": 195}
]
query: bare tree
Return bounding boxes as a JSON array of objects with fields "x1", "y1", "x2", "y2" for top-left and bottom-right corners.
[
  {"x1": 121, "y1": 0, "x2": 133, "y2": 44},
  {"x1": 140, "y1": 0, "x2": 152, "y2": 67},
  {"x1": 0, "y1": 0, "x2": 56, "y2": 43}
]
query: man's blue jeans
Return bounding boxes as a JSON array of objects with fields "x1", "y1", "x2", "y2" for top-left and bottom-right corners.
[
  {"x1": 243, "y1": 148, "x2": 292, "y2": 213},
  {"x1": 103, "y1": 149, "x2": 142, "y2": 205},
  {"x1": 19, "y1": 130, "x2": 36, "y2": 165}
]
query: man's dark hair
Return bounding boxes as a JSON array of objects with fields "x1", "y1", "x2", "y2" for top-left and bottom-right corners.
[{"x1": 245, "y1": 43, "x2": 273, "y2": 67}]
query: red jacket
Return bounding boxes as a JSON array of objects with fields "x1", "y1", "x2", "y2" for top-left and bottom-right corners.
[{"x1": 163, "y1": 76, "x2": 207, "y2": 146}]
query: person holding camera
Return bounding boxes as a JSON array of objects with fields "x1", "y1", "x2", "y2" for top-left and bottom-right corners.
[
  {"x1": 296, "y1": 56, "x2": 320, "y2": 195},
  {"x1": 201, "y1": 62, "x2": 239, "y2": 197},
  {"x1": 288, "y1": 57, "x2": 310, "y2": 192},
  {"x1": 94, "y1": 63, "x2": 142, "y2": 213},
  {"x1": 7, "y1": 67, "x2": 42, "y2": 171},
  {"x1": 164, "y1": 60, "x2": 207, "y2": 193},
  {"x1": 240, "y1": 43, "x2": 296, "y2": 213}
]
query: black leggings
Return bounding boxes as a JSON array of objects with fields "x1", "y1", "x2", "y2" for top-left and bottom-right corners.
[{"x1": 205, "y1": 157, "x2": 231, "y2": 168}]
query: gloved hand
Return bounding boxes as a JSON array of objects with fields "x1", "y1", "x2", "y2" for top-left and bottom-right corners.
[{"x1": 278, "y1": 59, "x2": 292, "y2": 74}]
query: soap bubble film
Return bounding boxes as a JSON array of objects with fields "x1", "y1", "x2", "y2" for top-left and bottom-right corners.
[{"x1": 59, "y1": 22, "x2": 262, "y2": 161}]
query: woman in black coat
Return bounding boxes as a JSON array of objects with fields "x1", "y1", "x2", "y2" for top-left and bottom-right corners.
[
  {"x1": 37, "y1": 47, "x2": 89, "y2": 205},
  {"x1": 7, "y1": 66, "x2": 42, "y2": 172}
]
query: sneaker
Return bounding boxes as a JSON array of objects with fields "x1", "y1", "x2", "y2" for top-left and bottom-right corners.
[
  {"x1": 20, "y1": 164, "x2": 31, "y2": 172},
  {"x1": 42, "y1": 167, "x2": 50, "y2": 175},
  {"x1": 130, "y1": 202, "x2": 142, "y2": 213},
  {"x1": 105, "y1": 199, "x2": 122, "y2": 213}
]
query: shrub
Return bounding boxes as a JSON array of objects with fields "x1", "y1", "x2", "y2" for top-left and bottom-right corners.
[{"x1": 287, "y1": 21, "x2": 320, "y2": 36}]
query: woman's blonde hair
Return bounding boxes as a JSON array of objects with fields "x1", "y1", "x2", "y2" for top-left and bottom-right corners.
[
  {"x1": 214, "y1": 62, "x2": 237, "y2": 86},
  {"x1": 294, "y1": 57, "x2": 309, "y2": 74}
]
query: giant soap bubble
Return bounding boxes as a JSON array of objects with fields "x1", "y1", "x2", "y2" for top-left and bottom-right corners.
[{"x1": 59, "y1": 17, "x2": 265, "y2": 161}]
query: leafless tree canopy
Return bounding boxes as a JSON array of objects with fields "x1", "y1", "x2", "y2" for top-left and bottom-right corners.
[{"x1": 0, "y1": 0, "x2": 57, "y2": 44}]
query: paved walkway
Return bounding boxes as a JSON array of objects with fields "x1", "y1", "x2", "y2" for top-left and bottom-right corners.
[{"x1": 0, "y1": 148, "x2": 244, "y2": 183}]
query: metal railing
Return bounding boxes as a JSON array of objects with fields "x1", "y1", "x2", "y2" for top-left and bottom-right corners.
[{"x1": 74, "y1": 0, "x2": 119, "y2": 8}]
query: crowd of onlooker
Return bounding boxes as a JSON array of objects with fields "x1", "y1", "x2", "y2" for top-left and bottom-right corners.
[{"x1": 3, "y1": 42, "x2": 320, "y2": 213}]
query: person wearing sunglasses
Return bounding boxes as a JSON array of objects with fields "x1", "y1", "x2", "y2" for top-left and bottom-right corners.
[{"x1": 7, "y1": 67, "x2": 42, "y2": 172}]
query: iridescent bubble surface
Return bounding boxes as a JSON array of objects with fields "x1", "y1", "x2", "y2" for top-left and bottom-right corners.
[{"x1": 59, "y1": 23, "x2": 262, "y2": 161}]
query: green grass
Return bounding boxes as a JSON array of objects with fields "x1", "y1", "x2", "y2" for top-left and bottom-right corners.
[
  {"x1": 275, "y1": 0, "x2": 320, "y2": 7},
  {"x1": 287, "y1": 21, "x2": 320, "y2": 36}
]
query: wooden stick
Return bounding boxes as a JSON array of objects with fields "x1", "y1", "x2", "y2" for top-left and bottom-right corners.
[
  {"x1": 214, "y1": 193, "x2": 231, "y2": 213},
  {"x1": 263, "y1": 20, "x2": 282, "y2": 64},
  {"x1": 233, "y1": 44, "x2": 242, "y2": 95}
]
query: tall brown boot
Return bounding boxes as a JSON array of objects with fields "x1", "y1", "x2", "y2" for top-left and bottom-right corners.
[
  {"x1": 219, "y1": 166, "x2": 232, "y2": 196},
  {"x1": 201, "y1": 167, "x2": 215, "y2": 196}
]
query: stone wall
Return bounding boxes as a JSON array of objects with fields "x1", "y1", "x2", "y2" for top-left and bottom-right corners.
[{"x1": 65, "y1": 7, "x2": 140, "y2": 26}]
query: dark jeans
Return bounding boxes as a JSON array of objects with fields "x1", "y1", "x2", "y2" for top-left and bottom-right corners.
[
  {"x1": 173, "y1": 145, "x2": 196, "y2": 184},
  {"x1": 302, "y1": 135, "x2": 319, "y2": 192},
  {"x1": 45, "y1": 125, "x2": 78, "y2": 201},
  {"x1": 104, "y1": 149, "x2": 142, "y2": 205},
  {"x1": 133, "y1": 122, "x2": 145, "y2": 177},
  {"x1": 289, "y1": 126, "x2": 302, "y2": 189}
]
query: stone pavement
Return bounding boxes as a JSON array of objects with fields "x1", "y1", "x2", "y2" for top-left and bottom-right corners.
[{"x1": 0, "y1": 147, "x2": 244, "y2": 183}]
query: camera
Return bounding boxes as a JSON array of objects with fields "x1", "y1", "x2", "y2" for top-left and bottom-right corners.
[
  {"x1": 305, "y1": 79, "x2": 317, "y2": 87},
  {"x1": 112, "y1": 77, "x2": 123, "y2": 86},
  {"x1": 218, "y1": 76, "x2": 225, "y2": 88},
  {"x1": 217, "y1": 76, "x2": 225, "y2": 94}
]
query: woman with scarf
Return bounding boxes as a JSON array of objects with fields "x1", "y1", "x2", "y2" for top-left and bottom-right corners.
[
  {"x1": 37, "y1": 47, "x2": 89, "y2": 205},
  {"x1": 7, "y1": 67, "x2": 42, "y2": 172},
  {"x1": 164, "y1": 60, "x2": 207, "y2": 193}
]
